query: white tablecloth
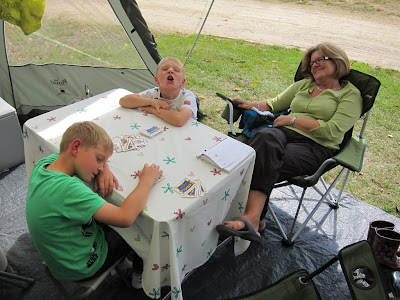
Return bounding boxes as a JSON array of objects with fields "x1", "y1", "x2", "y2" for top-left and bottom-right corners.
[{"x1": 23, "y1": 89, "x2": 255, "y2": 299}]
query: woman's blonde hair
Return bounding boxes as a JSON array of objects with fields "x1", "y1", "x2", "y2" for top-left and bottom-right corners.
[
  {"x1": 59, "y1": 121, "x2": 113, "y2": 153},
  {"x1": 156, "y1": 56, "x2": 185, "y2": 76},
  {"x1": 301, "y1": 42, "x2": 350, "y2": 80}
]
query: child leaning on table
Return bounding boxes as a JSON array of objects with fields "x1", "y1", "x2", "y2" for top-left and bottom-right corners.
[
  {"x1": 25, "y1": 121, "x2": 162, "y2": 288},
  {"x1": 119, "y1": 56, "x2": 198, "y2": 127}
]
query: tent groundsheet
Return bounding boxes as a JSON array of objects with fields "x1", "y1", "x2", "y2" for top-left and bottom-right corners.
[{"x1": 1, "y1": 163, "x2": 398, "y2": 299}]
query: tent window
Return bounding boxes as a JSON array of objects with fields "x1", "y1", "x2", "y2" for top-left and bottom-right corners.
[{"x1": 4, "y1": 0, "x2": 146, "y2": 69}]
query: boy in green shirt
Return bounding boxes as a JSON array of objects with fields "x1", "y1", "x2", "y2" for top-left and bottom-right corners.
[{"x1": 26, "y1": 121, "x2": 162, "y2": 287}]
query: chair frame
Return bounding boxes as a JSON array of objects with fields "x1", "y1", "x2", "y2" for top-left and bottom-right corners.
[
  {"x1": 44, "y1": 256, "x2": 123, "y2": 299},
  {"x1": 269, "y1": 68, "x2": 380, "y2": 246}
]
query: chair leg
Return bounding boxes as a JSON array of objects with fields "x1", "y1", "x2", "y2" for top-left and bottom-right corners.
[
  {"x1": 267, "y1": 203, "x2": 289, "y2": 242},
  {"x1": 0, "y1": 270, "x2": 35, "y2": 288},
  {"x1": 289, "y1": 181, "x2": 340, "y2": 244},
  {"x1": 333, "y1": 168, "x2": 351, "y2": 206},
  {"x1": 313, "y1": 167, "x2": 349, "y2": 209},
  {"x1": 271, "y1": 176, "x2": 345, "y2": 245},
  {"x1": 270, "y1": 166, "x2": 354, "y2": 245},
  {"x1": 284, "y1": 188, "x2": 307, "y2": 246},
  {"x1": 267, "y1": 187, "x2": 307, "y2": 247}
]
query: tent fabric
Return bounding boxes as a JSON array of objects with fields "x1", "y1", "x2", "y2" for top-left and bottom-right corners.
[
  {"x1": 118, "y1": 0, "x2": 162, "y2": 67},
  {"x1": 0, "y1": 0, "x2": 159, "y2": 116},
  {"x1": 9, "y1": 64, "x2": 156, "y2": 115}
]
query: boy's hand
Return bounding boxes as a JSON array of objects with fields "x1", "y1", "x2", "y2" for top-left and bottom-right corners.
[
  {"x1": 94, "y1": 163, "x2": 119, "y2": 198},
  {"x1": 151, "y1": 99, "x2": 170, "y2": 112},
  {"x1": 139, "y1": 163, "x2": 163, "y2": 185}
]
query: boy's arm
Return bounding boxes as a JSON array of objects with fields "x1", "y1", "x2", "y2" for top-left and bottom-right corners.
[
  {"x1": 142, "y1": 106, "x2": 192, "y2": 127},
  {"x1": 119, "y1": 94, "x2": 169, "y2": 111},
  {"x1": 93, "y1": 163, "x2": 119, "y2": 198},
  {"x1": 93, "y1": 163, "x2": 162, "y2": 227}
]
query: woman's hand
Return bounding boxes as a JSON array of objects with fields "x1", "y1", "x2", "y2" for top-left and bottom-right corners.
[
  {"x1": 274, "y1": 115, "x2": 320, "y2": 134},
  {"x1": 273, "y1": 115, "x2": 293, "y2": 127},
  {"x1": 232, "y1": 98, "x2": 258, "y2": 110}
]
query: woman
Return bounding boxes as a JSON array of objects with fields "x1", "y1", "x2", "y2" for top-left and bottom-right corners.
[{"x1": 216, "y1": 42, "x2": 362, "y2": 242}]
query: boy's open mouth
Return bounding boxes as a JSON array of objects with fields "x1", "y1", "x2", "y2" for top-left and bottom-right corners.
[{"x1": 167, "y1": 75, "x2": 174, "y2": 81}]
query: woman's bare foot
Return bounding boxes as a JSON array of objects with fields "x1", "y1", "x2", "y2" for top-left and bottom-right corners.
[
  {"x1": 259, "y1": 219, "x2": 266, "y2": 233},
  {"x1": 223, "y1": 215, "x2": 261, "y2": 232}
]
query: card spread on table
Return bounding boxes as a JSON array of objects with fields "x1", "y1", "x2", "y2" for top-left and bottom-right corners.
[
  {"x1": 173, "y1": 178, "x2": 207, "y2": 197},
  {"x1": 141, "y1": 125, "x2": 163, "y2": 137},
  {"x1": 112, "y1": 134, "x2": 148, "y2": 153}
]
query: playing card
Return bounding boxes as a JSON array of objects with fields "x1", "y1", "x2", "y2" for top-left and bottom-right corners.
[
  {"x1": 173, "y1": 178, "x2": 196, "y2": 196},
  {"x1": 185, "y1": 184, "x2": 199, "y2": 197},
  {"x1": 195, "y1": 179, "x2": 207, "y2": 195},
  {"x1": 112, "y1": 134, "x2": 148, "y2": 152},
  {"x1": 123, "y1": 135, "x2": 137, "y2": 151},
  {"x1": 155, "y1": 175, "x2": 165, "y2": 184},
  {"x1": 141, "y1": 125, "x2": 162, "y2": 137},
  {"x1": 132, "y1": 137, "x2": 148, "y2": 148},
  {"x1": 112, "y1": 135, "x2": 123, "y2": 153}
]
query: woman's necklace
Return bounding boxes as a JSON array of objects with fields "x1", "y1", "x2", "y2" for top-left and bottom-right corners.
[{"x1": 317, "y1": 84, "x2": 342, "y2": 92}]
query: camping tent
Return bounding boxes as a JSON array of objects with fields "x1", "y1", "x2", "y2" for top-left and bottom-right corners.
[{"x1": 0, "y1": 0, "x2": 161, "y2": 118}]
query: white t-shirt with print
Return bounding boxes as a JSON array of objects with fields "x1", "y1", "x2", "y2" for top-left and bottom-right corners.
[{"x1": 139, "y1": 87, "x2": 197, "y2": 120}]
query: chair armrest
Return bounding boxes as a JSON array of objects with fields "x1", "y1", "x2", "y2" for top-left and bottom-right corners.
[
  {"x1": 220, "y1": 100, "x2": 240, "y2": 135},
  {"x1": 333, "y1": 136, "x2": 367, "y2": 172},
  {"x1": 288, "y1": 158, "x2": 338, "y2": 187},
  {"x1": 251, "y1": 107, "x2": 274, "y2": 117}
]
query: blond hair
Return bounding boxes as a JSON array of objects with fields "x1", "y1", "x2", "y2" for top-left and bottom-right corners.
[
  {"x1": 156, "y1": 56, "x2": 185, "y2": 76},
  {"x1": 301, "y1": 42, "x2": 350, "y2": 80},
  {"x1": 59, "y1": 121, "x2": 113, "y2": 153}
]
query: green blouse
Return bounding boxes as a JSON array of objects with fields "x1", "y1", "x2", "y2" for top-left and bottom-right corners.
[{"x1": 267, "y1": 79, "x2": 362, "y2": 150}]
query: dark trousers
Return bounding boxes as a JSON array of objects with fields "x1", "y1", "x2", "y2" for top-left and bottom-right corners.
[
  {"x1": 82, "y1": 223, "x2": 143, "y2": 280},
  {"x1": 248, "y1": 127, "x2": 334, "y2": 220}
]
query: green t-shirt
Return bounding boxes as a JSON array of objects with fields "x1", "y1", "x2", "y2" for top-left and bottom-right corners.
[
  {"x1": 26, "y1": 153, "x2": 108, "y2": 281},
  {"x1": 267, "y1": 79, "x2": 362, "y2": 150}
]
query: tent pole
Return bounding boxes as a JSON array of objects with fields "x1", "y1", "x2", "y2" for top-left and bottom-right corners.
[{"x1": 184, "y1": 0, "x2": 215, "y2": 66}]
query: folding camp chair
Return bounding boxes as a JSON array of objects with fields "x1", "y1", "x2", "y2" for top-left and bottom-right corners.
[
  {"x1": 220, "y1": 64, "x2": 381, "y2": 245},
  {"x1": 228, "y1": 241, "x2": 389, "y2": 300},
  {"x1": 43, "y1": 257, "x2": 123, "y2": 299}
]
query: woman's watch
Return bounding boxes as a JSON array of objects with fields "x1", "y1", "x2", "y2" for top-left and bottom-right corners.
[{"x1": 289, "y1": 116, "x2": 297, "y2": 127}]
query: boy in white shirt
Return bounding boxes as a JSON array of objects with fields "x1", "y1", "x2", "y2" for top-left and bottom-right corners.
[{"x1": 120, "y1": 56, "x2": 197, "y2": 127}]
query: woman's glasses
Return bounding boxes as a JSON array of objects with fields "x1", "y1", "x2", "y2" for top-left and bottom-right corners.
[{"x1": 310, "y1": 56, "x2": 330, "y2": 67}]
